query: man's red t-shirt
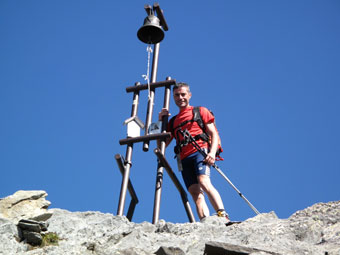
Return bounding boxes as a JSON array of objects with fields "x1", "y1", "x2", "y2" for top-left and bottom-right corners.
[{"x1": 168, "y1": 106, "x2": 214, "y2": 160}]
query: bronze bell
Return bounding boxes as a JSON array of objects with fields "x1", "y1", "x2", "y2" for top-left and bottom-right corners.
[{"x1": 137, "y1": 14, "x2": 164, "y2": 44}]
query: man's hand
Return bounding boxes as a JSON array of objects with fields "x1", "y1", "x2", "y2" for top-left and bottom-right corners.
[
  {"x1": 204, "y1": 152, "x2": 216, "y2": 166},
  {"x1": 158, "y1": 108, "x2": 171, "y2": 121}
]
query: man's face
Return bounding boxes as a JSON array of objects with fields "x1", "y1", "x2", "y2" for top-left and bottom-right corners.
[{"x1": 173, "y1": 86, "x2": 191, "y2": 109}]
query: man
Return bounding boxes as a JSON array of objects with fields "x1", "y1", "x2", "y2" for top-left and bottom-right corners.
[{"x1": 158, "y1": 82, "x2": 229, "y2": 221}]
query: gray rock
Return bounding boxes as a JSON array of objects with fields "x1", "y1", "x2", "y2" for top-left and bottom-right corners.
[
  {"x1": 0, "y1": 217, "x2": 27, "y2": 255},
  {"x1": 30, "y1": 212, "x2": 54, "y2": 222},
  {"x1": 22, "y1": 230, "x2": 42, "y2": 246},
  {"x1": 115, "y1": 247, "x2": 150, "y2": 255},
  {"x1": 155, "y1": 246, "x2": 186, "y2": 255},
  {"x1": 0, "y1": 190, "x2": 52, "y2": 223},
  {"x1": 204, "y1": 241, "x2": 281, "y2": 255},
  {"x1": 288, "y1": 201, "x2": 340, "y2": 244},
  {"x1": 0, "y1": 191, "x2": 339, "y2": 255},
  {"x1": 200, "y1": 215, "x2": 229, "y2": 226},
  {"x1": 18, "y1": 219, "x2": 48, "y2": 232},
  {"x1": 18, "y1": 221, "x2": 42, "y2": 233}
]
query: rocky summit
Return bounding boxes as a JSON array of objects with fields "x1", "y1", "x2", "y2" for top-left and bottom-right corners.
[{"x1": 0, "y1": 191, "x2": 339, "y2": 255}]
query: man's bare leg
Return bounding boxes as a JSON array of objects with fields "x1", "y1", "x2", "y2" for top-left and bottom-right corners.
[
  {"x1": 188, "y1": 183, "x2": 210, "y2": 220},
  {"x1": 198, "y1": 174, "x2": 225, "y2": 212}
]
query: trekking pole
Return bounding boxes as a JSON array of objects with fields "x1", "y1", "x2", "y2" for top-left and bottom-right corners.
[{"x1": 180, "y1": 129, "x2": 260, "y2": 215}]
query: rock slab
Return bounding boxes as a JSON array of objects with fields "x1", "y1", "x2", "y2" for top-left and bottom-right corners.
[
  {"x1": 0, "y1": 190, "x2": 52, "y2": 223},
  {"x1": 204, "y1": 242, "x2": 281, "y2": 255}
]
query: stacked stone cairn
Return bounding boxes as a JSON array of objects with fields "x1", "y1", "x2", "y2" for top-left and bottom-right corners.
[
  {"x1": 17, "y1": 219, "x2": 49, "y2": 246},
  {"x1": 0, "y1": 190, "x2": 54, "y2": 248}
]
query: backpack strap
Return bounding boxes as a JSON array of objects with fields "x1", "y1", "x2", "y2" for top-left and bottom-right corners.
[
  {"x1": 193, "y1": 106, "x2": 205, "y2": 131},
  {"x1": 192, "y1": 106, "x2": 209, "y2": 142}
]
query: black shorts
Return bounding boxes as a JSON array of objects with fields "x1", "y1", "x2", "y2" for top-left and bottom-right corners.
[{"x1": 181, "y1": 149, "x2": 210, "y2": 189}]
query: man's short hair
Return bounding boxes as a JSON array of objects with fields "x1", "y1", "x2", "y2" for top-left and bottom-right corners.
[{"x1": 173, "y1": 82, "x2": 190, "y2": 92}]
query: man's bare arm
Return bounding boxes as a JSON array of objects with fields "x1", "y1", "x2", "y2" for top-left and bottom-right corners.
[{"x1": 204, "y1": 122, "x2": 218, "y2": 165}]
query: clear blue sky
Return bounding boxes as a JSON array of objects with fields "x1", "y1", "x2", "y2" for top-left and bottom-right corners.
[{"x1": 1, "y1": 1, "x2": 339, "y2": 223}]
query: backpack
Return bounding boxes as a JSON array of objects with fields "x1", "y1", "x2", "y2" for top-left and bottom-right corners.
[{"x1": 169, "y1": 106, "x2": 224, "y2": 161}]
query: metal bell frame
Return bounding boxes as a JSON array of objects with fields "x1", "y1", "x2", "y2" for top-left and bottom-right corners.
[{"x1": 116, "y1": 3, "x2": 195, "y2": 224}]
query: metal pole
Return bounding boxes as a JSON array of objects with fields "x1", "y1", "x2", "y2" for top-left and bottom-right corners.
[
  {"x1": 210, "y1": 165, "x2": 260, "y2": 215},
  {"x1": 154, "y1": 148, "x2": 196, "y2": 223},
  {"x1": 119, "y1": 132, "x2": 171, "y2": 146},
  {"x1": 117, "y1": 145, "x2": 133, "y2": 216},
  {"x1": 115, "y1": 154, "x2": 139, "y2": 221},
  {"x1": 125, "y1": 79, "x2": 176, "y2": 93},
  {"x1": 152, "y1": 76, "x2": 171, "y2": 224},
  {"x1": 143, "y1": 43, "x2": 160, "y2": 152},
  {"x1": 117, "y1": 82, "x2": 140, "y2": 216}
]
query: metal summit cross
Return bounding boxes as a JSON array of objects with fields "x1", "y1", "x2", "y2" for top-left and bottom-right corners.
[{"x1": 115, "y1": 3, "x2": 195, "y2": 224}]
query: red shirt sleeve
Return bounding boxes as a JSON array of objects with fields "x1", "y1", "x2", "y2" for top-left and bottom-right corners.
[{"x1": 199, "y1": 107, "x2": 214, "y2": 125}]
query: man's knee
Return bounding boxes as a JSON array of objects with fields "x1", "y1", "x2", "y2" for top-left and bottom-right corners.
[
  {"x1": 188, "y1": 184, "x2": 203, "y2": 200},
  {"x1": 198, "y1": 174, "x2": 213, "y2": 190}
]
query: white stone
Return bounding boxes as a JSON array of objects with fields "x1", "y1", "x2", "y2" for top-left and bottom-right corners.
[{"x1": 0, "y1": 190, "x2": 52, "y2": 223}]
